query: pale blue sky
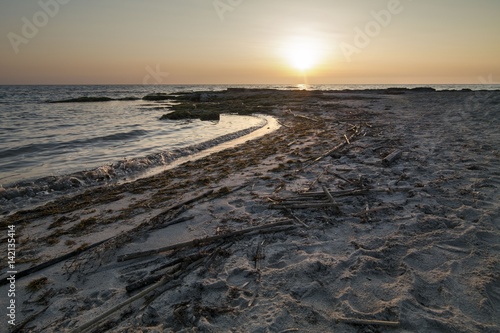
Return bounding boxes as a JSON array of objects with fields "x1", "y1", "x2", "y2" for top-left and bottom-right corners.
[{"x1": 1, "y1": 0, "x2": 499, "y2": 84}]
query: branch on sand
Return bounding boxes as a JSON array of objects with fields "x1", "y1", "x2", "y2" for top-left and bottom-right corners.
[{"x1": 117, "y1": 220, "x2": 297, "y2": 262}]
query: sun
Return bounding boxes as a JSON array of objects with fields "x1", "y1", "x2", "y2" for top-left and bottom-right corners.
[{"x1": 282, "y1": 37, "x2": 322, "y2": 72}]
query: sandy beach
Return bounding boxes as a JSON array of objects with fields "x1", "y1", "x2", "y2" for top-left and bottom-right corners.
[{"x1": 1, "y1": 89, "x2": 499, "y2": 333}]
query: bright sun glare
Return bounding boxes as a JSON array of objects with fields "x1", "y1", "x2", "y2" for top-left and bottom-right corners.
[{"x1": 283, "y1": 37, "x2": 322, "y2": 72}]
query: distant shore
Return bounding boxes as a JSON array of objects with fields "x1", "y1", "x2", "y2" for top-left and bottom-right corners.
[{"x1": 1, "y1": 89, "x2": 499, "y2": 332}]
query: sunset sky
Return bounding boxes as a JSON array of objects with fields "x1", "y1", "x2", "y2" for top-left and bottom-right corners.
[{"x1": 1, "y1": 0, "x2": 499, "y2": 85}]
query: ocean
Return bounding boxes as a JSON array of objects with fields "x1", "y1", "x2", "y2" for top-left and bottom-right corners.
[{"x1": 1, "y1": 84, "x2": 498, "y2": 212}]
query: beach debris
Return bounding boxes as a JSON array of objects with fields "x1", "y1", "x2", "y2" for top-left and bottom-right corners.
[
  {"x1": 284, "y1": 208, "x2": 310, "y2": 228},
  {"x1": 271, "y1": 186, "x2": 342, "y2": 212},
  {"x1": 301, "y1": 125, "x2": 364, "y2": 169},
  {"x1": 0, "y1": 237, "x2": 113, "y2": 285},
  {"x1": 382, "y1": 149, "x2": 403, "y2": 166},
  {"x1": 253, "y1": 239, "x2": 265, "y2": 270},
  {"x1": 335, "y1": 317, "x2": 400, "y2": 327},
  {"x1": 71, "y1": 257, "x2": 204, "y2": 333},
  {"x1": 117, "y1": 220, "x2": 296, "y2": 262},
  {"x1": 10, "y1": 306, "x2": 49, "y2": 333}
]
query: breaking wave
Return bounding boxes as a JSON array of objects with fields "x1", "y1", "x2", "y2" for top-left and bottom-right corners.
[{"x1": 0, "y1": 120, "x2": 268, "y2": 212}]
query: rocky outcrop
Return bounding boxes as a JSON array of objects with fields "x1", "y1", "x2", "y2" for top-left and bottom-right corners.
[{"x1": 160, "y1": 110, "x2": 220, "y2": 121}]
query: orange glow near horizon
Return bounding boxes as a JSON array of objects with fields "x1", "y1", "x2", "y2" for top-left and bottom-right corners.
[{"x1": 0, "y1": 1, "x2": 499, "y2": 84}]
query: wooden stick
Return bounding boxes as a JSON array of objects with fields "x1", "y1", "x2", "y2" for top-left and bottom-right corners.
[
  {"x1": 344, "y1": 134, "x2": 351, "y2": 144},
  {"x1": 274, "y1": 203, "x2": 340, "y2": 209},
  {"x1": 117, "y1": 220, "x2": 293, "y2": 262},
  {"x1": 329, "y1": 171, "x2": 353, "y2": 184},
  {"x1": 322, "y1": 186, "x2": 341, "y2": 213},
  {"x1": 336, "y1": 317, "x2": 400, "y2": 327},
  {"x1": 302, "y1": 129, "x2": 361, "y2": 169},
  {"x1": 322, "y1": 186, "x2": 335, "y2": 203},
  {"x1": 72, "y1": 258, "x2": 204, "y2": 333},
  {"x1": 152, "y1": 215, "x2": 194, "y2": 230},
  {"x1": 284, "y1": 208, "x2": 310, "y2": 229},
  {"x1": 300, "y1": 187, "x2": 411, "y2": 197},
  {"x1": 382, "y1": 149, "x2": 402, "y2": 167},
  {"x1": 295, "y1": 114, "x2": 319, "y2": 122},
  {"x1": 126, "y1": 263, "x2": 182, "y2": 293},
  {"x1": 0, "y1": 237, "x2": 112, "y2": 285},
  {"x1": 11, "y1": 306, "x2": 49, "y2": 333},
  {"x1": 71, "y1": 276, "x2": 170, "y2": 333}
]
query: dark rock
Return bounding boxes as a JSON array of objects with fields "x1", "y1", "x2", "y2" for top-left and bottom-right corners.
[
  {"x1": 142, "y1": 93, "x2": 171, "y2": 101},
  {"x1": 410, "y1": 87, "x2": 436, "y2": 92},
  {"x1": 47, "y1": 96, "x2": 140, "y2": 103},
  {"x1": 383, "y1": 88, "x2": 408, "y2": 95},
  {"x1": 48, "y1": 97, "x2": 114, "y2": 103},
  {"x1": 160, "y1": 110, "x2": 220, "y2": 121}
]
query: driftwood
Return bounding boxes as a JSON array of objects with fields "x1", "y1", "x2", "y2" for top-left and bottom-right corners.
[
  {"x1": 272, "y1": 187, "x2": 343, "y2": 212},
  {"x1": 126, "y1": 263, "x2": 182, "y2": 293},
  {"x1": 72, "y1": 258, "x2": 204, "y2": 333},
  {"x1": 284, "y1": 209, "x2": 310, "y2": 229},
  {"x1": 148, "y1": 190, "x2": 214, "y2": 228},
  {"x1": 302, "y1": 127, "x2": 362, "y2": 169},
  {"x1": 4, "y1": 188, "x2": 223, "y2": 285},
  {"x1": 11, "y1": 306, "x2": 49, "y2": 333},
  {"x1": 336, "y1": 317, "x2": 400, "y2": 327},
  {"x1": 328, "y1": 171, "x2": 353, "y2": 184},
  {"x1": 71, "y1": 276, "x2": 170, "y2": 333},
  {"x1": 322, "y1": 186, "x2": 341, "y2": 213},
  {"x1": 382, "y1": 149, "x2": 403, "y2": 166},
  {"x1": 117, "y1": 220, "x2": 294, "y2": 262},
  {"x1": 275, "y1": 203, "x2": 340, "y2": 209},
  {"x1": 300, "y1": 186, "x2": 412, "y2": 197},
  {"x1": 0, "y1": 237, "x2": 112, "y2": 286},
  {"x1": 152, "y1": 215, "x2": 195, "y2": 230}
]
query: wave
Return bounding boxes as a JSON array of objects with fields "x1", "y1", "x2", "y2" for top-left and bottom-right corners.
[
  {"x1": 0, "y1": 119, "x2": 268, "y2": 210},
  {"x1": 0, "y1": 129, "x2": 149, "y2": 159}
]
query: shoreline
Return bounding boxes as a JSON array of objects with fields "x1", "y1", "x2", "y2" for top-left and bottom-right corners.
[
  {"x1": 0, "y1": 114, "x2": 274, "y2": 215},
  {"x1": 0, "y1": 89, "x2": 499, "y2": 332}
]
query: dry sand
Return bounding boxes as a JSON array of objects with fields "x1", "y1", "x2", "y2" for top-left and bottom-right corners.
[{"x1": 1, "y1": 89, "x2": 499, "y2": 333}]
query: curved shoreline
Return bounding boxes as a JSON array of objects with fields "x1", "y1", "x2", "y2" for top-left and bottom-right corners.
[
  {"x1": 122, "y1": 115, "x2": 280, "y2": 184},
  {"x1": 0, "y1": 114, "x2": 278, "y2": 213}
]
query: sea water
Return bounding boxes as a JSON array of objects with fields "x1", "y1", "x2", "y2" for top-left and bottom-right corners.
[{"x1": 1, "y1": 84, "x2": 498, "y2": 211}]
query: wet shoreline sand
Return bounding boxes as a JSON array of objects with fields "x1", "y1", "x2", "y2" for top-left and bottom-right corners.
[{"x1": 1, "y1": 89, "x2": 499, "y2": 332}]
